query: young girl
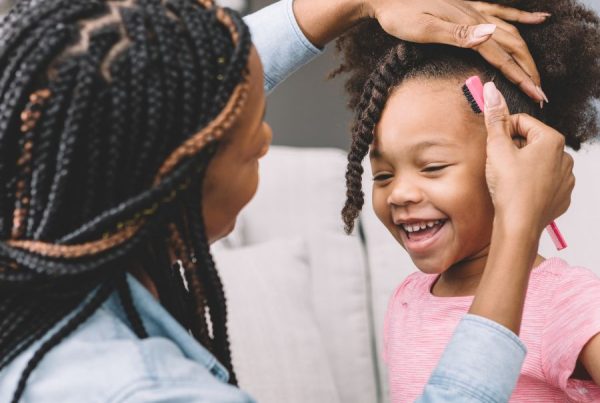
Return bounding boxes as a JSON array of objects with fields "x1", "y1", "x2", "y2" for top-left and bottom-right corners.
[{"x1": 335, "y1": 0, "x2": 600, "y2": 401}]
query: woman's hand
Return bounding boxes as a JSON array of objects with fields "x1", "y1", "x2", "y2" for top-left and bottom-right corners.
[
  {"x1": 362, "y1": 0, "x2": 549, "y2": 102},
  {"x1": 482, "y1": 81, "x2": 575, "y2": 235},
  {"x1": 468, "y1": 82, "x2": 574, "y2": 334}
]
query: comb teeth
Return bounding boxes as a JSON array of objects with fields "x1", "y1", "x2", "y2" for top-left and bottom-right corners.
[{"x1": 462, "y1": 84, "x2": 482, "y2": 114}]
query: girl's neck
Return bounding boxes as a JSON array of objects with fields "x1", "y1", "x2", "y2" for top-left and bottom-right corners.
[{"x1": 431, "y1": 252, "x2": 545, "y2": 297}]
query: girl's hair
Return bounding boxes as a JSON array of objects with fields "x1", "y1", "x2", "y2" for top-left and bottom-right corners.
[
  {"x1": 334, "y1": 0, "x2": 600, "y2": 234},
  {"x1": 0, "y1": 0, "x2": 252, "y2": 400}
]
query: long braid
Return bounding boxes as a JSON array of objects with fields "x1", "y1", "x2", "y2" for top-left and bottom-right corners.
[
  {"x1": 116, "y1": 271, "x2": 148, "y2": 338},
  {"x1": 342, "y1": 47, "x2": 408, "y2": 233},
  {"x1": 185, "y1": 178, "x2": 238, "y2": 385},
  {"x1": 36, "y1": 29, "x2": 121, "y2": 239},
  {"x1": 26, "y1": 60, "x2": 79, "y2": 239},
  {"x1": 0, "y1": 1, "x2": 252, "y2": 399}
]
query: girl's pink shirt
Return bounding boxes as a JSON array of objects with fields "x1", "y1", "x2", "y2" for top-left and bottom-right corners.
[{"x1": 384, "y1": 257, "x2": 600, "y2": 402}]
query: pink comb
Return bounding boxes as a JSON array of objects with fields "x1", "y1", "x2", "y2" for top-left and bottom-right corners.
[
  {"x1": 465, "y1": 76, "x2": 485, "y2": 112},
  {"x1": 464, "y1": 75, "x2": 567, "y2": 251}
]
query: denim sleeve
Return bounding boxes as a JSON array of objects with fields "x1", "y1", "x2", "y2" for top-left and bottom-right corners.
[
  {"x1": 417, "y1": 314, "x2": 527, "y2": 403},
  {"x1": 243, "y1": 0, "x2": 323, "y2": 94}
]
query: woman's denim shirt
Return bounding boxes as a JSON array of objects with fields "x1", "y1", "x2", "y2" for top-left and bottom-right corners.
[{"x1": 0, "y1": 1, "x2": 526, "y2": 401}]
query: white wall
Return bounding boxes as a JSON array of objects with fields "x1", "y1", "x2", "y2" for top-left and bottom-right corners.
[{"x1": 538, "y1": 142, "x2": 600, "y2": 270}]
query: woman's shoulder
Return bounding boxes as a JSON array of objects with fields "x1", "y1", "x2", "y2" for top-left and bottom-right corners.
[{"x1": 0, "y1": 300, "x2": 253, "y2": 403}]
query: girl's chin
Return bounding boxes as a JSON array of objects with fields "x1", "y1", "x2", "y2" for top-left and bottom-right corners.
[{"x1": 412, "y1": 258, "x2": 449, "y2": 275}]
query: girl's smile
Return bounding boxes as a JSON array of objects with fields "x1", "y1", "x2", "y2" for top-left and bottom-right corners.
[{"x1": 396, "y1": 218, "x2": 448, "y2": 255}]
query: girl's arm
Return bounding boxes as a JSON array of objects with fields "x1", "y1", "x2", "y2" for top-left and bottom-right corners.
[{"x1": 580, "y1": 335, "x2": 600, "y2": 385}]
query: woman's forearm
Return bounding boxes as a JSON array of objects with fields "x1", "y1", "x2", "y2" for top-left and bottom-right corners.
[
  {"x1": 292, "y1": 0, "x2": 366, "y2": 48},
  {"x1": 469, "y1": 217, "x2": 540, "y2": 334}
]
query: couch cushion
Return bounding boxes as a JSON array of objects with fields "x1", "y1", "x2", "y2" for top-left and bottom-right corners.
[
  {"x1": 214, "y1": 233, "x2": 377, "y2": 403},
  {"x1": 228, "y1": 146, "x2": 349, "y2": 246}
]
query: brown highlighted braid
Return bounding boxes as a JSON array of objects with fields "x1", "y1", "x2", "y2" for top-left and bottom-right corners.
[
  {"x1": 335, "y1": 0, "x2": 600, "y2": 234},
  {"x1": 0, "y1": 0, "x2": 252, "y2": 400}
]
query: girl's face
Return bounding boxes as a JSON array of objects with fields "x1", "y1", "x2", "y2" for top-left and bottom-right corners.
[
  {"x1": 370, "y1": 77, "x2": 494, "y2": 275},
  {"x1": 202, "y1": 46, "x2": 272, "y2": 243}
]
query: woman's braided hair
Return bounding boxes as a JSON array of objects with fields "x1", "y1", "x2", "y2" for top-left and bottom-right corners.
[
  {"x1": 0, "y1": 0, "x2": 252, "y2": 399},
  {"x1": 334, "y1": 0, "x2": 600, "y2": 234}
]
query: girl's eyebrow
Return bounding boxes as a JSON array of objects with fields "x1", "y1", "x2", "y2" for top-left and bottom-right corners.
[
  {"x1": 370, "y1": 139, "x2": 457, "y2": 160},
  {"x1": 409, "y1": 140, "x2": 457, "y2": 154}
]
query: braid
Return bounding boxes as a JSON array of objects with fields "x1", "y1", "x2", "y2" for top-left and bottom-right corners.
[
  {"x1": 116, "y1": 271, "x2": 148, "y2": 338},
  {"x1": 120, "y1": 7, "x2": 149, "y2": 193},
  {"x1": 79, "y1": 86, "x2": 109, "y2": 223},
  {"x1": 36, "y1": 29, "x2": 121, "y2": 240},
  {"x1": 342, "y1": 48, "x2": 406, "y2": 233},
  {"x1": 0, "y1": 1, "x2": 253, "y2": 398},
  {"x1": 26, "y1": 60, "x2": 79, "y2": 239},
  {"x1": 185, "y1": 181, "x2": 238, "y2": 385}
]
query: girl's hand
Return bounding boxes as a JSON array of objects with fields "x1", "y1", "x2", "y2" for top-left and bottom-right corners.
[
  {"x1": 363, "y1": 0, "x2": 549, "y2": 102},
  {"x1": 482, "y1": 81, "x2": 575, "y2": 235}
]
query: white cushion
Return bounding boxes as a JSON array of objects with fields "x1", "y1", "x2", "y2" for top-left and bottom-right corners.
[
  {"x1": 229, "y1": 146, "x2": 349, "y2": 245},
  {"x1": 214, "y1": 233, "x2": 378, "y2": 403},
  {"x1": 215, "y1": 238, "x2": 340, "y2": 403}
]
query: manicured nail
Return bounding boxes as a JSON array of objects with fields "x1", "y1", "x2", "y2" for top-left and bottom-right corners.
[
  {"x1": 484, "y1": 82, "x2": 501, "y2": 109},
  {"x1": 536, "y1": 12, "x2": 552, "y2": 18},
  {"x1": 537, "y1": 86, "x2": 549, "y2": 103},
  {"x1": 473, "y1": 24, "x2": 497, "y2": 40}
]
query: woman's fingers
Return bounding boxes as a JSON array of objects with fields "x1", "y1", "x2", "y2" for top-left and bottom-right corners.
[
  {"x1": 467, "y1": 1, "x2": 551, "y2": 24},
  {"x1": 508, "y1": 113, "x2": 565, "y2": 148},
  {"x1": 476, "y1": 39, "x2": 542, "y2": 101},
  {"x1": 483, "y1": 81, "x2": 513, "y2": 150},
  {"x1": 485, "y1": 16, "x2": 541, "y2": 86},
  {"x1": 418, "y1": 13, "x2": 543, "y2": 100},
  {"x1": 416, "y1": 14, "x2": 497, "y2": 47},
  {"x1": 482, "y1": 81, "x2": 574, "y2": 225},
  {"x1": 374, "y1": 0, "x2": 545, "y2": 101}
]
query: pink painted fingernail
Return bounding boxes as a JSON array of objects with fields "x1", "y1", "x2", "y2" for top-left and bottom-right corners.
[
  {"x1": 537, "y1": 86, "x2": 549, "y2": 103},
  {"x1": 484, "y1": 82, "x2": 501, "y2": 109},
  {"x1": 473, "y1": 24, "x2": 497, "y2": 40}
]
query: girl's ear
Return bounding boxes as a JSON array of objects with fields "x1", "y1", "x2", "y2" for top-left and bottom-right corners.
[{"x1": 512, "y1": 135, "x2": 526, "y2": 149}]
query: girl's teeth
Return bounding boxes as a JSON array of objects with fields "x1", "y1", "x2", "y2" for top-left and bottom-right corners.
[{"x1": 402, "y1": 220, "x2": 443, "y2": 233}]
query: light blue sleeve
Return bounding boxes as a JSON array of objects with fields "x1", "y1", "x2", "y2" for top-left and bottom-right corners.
[
  {"x1": 418, "y1": 314, "x2": 527, "y2": 402},
  {"x1": 243, "y1": 0, "x2": 323, "y2": 94}
]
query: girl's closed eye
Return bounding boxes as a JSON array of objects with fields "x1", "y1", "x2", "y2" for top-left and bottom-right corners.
[
  {"x1": 422, "y1": 164, "x2": 450, "y2": 173},
  {"x1": 373, "y1": 172, "x2": 393, "y2": 182}
]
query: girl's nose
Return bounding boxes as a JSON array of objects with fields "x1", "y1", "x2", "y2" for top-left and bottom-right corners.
[{"x1": 386, "y1": 177, "x2": 424, "y2": 207}]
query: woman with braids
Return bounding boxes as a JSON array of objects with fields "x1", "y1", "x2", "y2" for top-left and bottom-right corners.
[
  {"x1": 335, "y1": 0, "x2": 600, "y2": 401},
  {"x1": 0, "y1": 0, "x2": 574, "y2": 401}
]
